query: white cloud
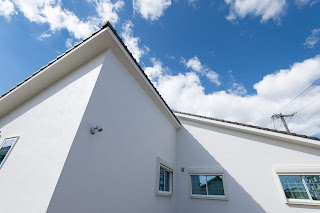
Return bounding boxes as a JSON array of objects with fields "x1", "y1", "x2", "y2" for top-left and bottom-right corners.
[
  {"x1": 295, "y1": 0, "x2": 311, "y2": 6},
  {"x1": 65, "y1": 38, "x2": 73, "y2": 48},
  {"x1": 6, "y1": 0, "x2": 124, "y2": 46},
  {"x1": 42, "y1": 4, "x2": 97, "y2": 39},
  {"x1": 10, "y1": 0, "x2": 96, "y2": 40},
  {"x1": 0, "y1": 0, "x2": 17, "y2": 20},
  {"x1": 188, "y1": 0, "x2": 198, "y2": 8},
  {"x1": 206, "y1": 71, "x2": 220, "y2": 85},
  {"x1": 121, "y1": 20, "x2": 148, "y2": 62},
  {"x1": 253, "y1": 56, "x2": 320, "y2": 100},
  {"x1": 228, "y1": 82, "x2": 247, "y2": 95},
  {"x1": 181, "y1": 56, "x2": 201, "y2": 72},
  {"x1": 145, "y1": 56, "x2": 320, "y2": 136},
  {"x1": 225, "y1": 0, "x2": 287, "y2": 22},
  {"x1": 305, "y1": 29, "x2": 320, "y2": 48},
  {"x1": 89, "y1": 0, "x2": 124, "y2": 24},
  {"x1": 133, "y1": 0, "x2": 171, "y2": 21},
  {"x1": 181, "y1": 56, "x2": 221, "y2": 86},
  {"x1": 165, "y1": 53, "x2": 175, "y2": 60},
  {"x1": 295, "y1": 0, "x2": 319, "y2": 6},
  {"x1": 145, "y1": 58, "x2": 169, "y2": 82},
  {"x1": 37, "y1": 32, "x2": 52, "y2": 41}
]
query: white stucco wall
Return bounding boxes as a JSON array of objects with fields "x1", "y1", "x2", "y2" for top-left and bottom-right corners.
[
  {"x1": 0, "y1": 52, "x2": 105, "y2": 213},
  {"x1": 46, "y1": 50, "x2": 177, "y2": 213},
  {"x1": 3, "y1": 43, "x2": 319, "y2": 213},
  {"x1": 176, "y1": 118, "x2": 320, "y2": 213}
]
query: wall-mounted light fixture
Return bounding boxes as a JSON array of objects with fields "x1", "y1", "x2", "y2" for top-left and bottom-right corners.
[{"x1": 91, "y1": 125, "x2": 103, "y2": 134}]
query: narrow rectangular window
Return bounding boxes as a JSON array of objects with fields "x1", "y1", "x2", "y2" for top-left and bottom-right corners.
[
  {"x1": 159, "y1": 166, "x2": 171, "y2": 193},
  {"x1": 156, "y1": 157, "x2": 173, "y2": 196},
  {"x1": 0, "y1": 137, "x2": 19, "y2": 168}
]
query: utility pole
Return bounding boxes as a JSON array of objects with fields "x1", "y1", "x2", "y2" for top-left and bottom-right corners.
[{"x1": 271, "y1": 113, "x2": 295, "y2": 133}]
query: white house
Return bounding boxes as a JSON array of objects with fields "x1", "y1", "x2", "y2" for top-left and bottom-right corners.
[{"x1": 0, "y1": 22, "x2": 319, "y2": 213}]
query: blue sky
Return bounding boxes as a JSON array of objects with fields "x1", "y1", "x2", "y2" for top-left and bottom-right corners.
[{"x1": 1, "y1": 0, "x2": 320, "y2": 136}]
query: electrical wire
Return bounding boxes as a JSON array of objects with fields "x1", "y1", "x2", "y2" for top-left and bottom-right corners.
[
  {"x1": 294, "y1": 95, "x2": 320, "y2": 114},
  {"x1": 277, "y1": 76, "x2": 320, "y2": 113}
]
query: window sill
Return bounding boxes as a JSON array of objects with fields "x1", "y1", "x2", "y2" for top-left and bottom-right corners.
[
  {"x1": 286, "y1": 200, "x2": 320, "y2": 207},
  {"x1": 190, "y1": 195, "x2": 228, "y2": 201},
  {"x1": 156, "y1": 191, "x2": 172, "y2": 197}
]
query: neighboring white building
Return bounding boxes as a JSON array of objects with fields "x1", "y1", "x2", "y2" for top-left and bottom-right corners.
[{"x1": 0, "y1": 22, "x2": 319, "y2": 213}]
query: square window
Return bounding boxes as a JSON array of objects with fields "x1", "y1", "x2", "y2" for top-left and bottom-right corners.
[{"x1": 159, "y1": 166, "x2": 171, "y2": 193}]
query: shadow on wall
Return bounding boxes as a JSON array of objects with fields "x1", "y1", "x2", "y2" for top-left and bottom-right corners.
[{"x1": 176, "y1": 126, "x2": 267, "y2": 213}]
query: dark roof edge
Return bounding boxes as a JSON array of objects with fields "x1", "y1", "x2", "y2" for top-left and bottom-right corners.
[
  {"x1": 174, "y1": 111, "x2": 320, "y2": 142},
  {"x1": 0, "y1": 21, "x2": 180, "y2": 126}
]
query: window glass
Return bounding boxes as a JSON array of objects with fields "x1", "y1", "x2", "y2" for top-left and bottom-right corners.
[
  {"x1": 191, "y1": 175, "x2": 225, "y2": 196},
  {"x1": 191, "y1": 175, "x2": 207, "y2": 195},
  {"x1": 279, "y1": 176, "x2": 309, "y2": 200},
  {"x1": 207, "y1": 175, "x2": 225, "y2": 196},
  {"x1": 159, "y1": 167, "x2": 165, "y2": 191},
  {"x1": 0, "y1": 138, "x2": 18, "y2": 166},
  {"x1": 302, "y1": 175, "x2": 320, "y2": 201},
  {"x1": 165, "y1": 170, "x2": 170, "y2": 192},
  {"x1": 159, "y1": 166, "x2": 171, "y2": 193}
]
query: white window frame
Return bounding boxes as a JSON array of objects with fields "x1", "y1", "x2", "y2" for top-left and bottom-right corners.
[
  {"x1": 0, "y1": 136, "x2": 19, "y2": 169},
  {"x1": 189, "y1": 168, "x2": 228, "y2": 200},
  {"x1": 156, "y1": 157, "x2": 174, "y2": 196},
  {"x1": 274, "y1": 166, "x2": 320, "y2": 206}
]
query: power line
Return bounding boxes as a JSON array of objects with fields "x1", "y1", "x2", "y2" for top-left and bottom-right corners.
[
  {"x1": 282, "y1": 95, "x2": 320, "y2": 132},
  {"x1": 295, "y1": 95, "x2": 320, "y2": 114},
  {"x1": 308, "y1": 111, "x2": 320, "y2": 122},
  {"x1": 289, "y1": 109, "x2": 320, "y2": 134},
  {"x1": 277, "y1": 76, "x2": 320, "y2": 113},
  {"x1": 285, "y1": 84, "x2": 318, "y2": 110}
]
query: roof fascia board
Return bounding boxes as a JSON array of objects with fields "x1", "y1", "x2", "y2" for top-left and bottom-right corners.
[
  {"x1": 106, "y1": 27, "x2": 181, "y2": 129},
  {"x1": 175, "y1": 113, "x2": 320, "y2": 149}
]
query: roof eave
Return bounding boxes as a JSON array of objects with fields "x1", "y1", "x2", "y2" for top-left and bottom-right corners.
[{"x1": 175, "y1": 112, "x2": 320, "y2": 149}]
